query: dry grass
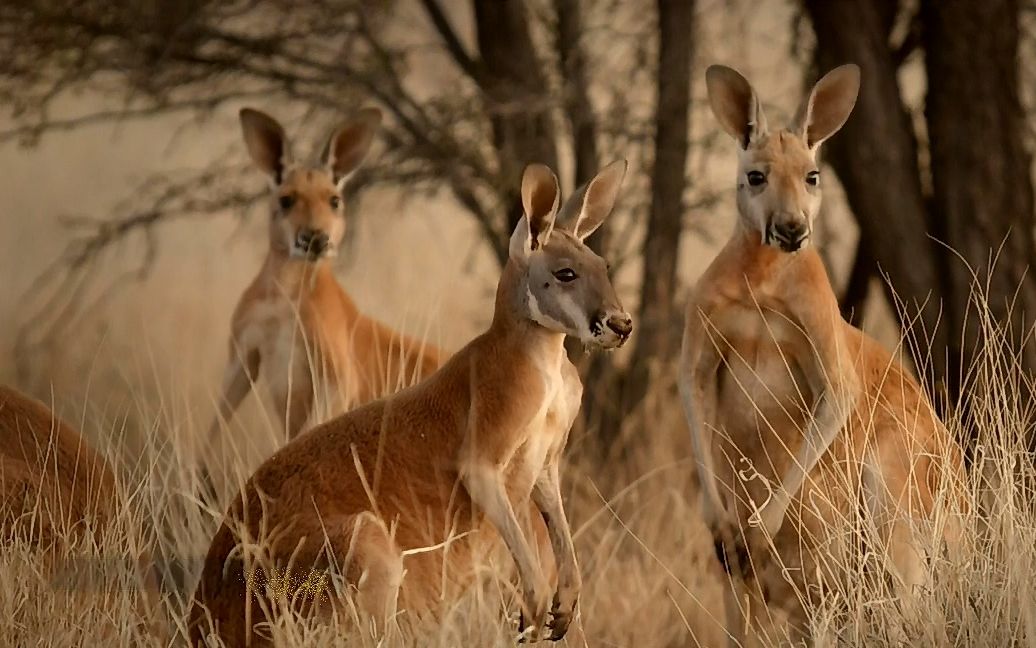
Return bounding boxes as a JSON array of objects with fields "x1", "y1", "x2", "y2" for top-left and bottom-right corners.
[
  {"x1": 1, "y1": 9, "x2": 1018, "y2": 641},
  {"x1": 3, "y1": 291, "x2": 1036, "y2": 648},
  {"x1": 0, "y1": 349, "x2": 731, "y2": 647},
  {"x1": 0, "y1": 154, "x2": 1030, "y2": 645}
]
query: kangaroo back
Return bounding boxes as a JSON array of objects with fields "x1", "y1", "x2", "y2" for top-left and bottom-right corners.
[{"x1": 0, "y1": 385, "x2": 116, "y2": 548}]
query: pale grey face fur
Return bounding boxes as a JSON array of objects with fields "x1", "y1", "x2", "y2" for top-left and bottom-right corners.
[
  {"x1": 734, "y1": 131, "x2": 822, "y2": 253},
  {"x1": 510, "y1": 161, "x2": 633, "y2": 349},
  {"x1": 525, "y1": 229, "x2": 631, "y2": 348}
]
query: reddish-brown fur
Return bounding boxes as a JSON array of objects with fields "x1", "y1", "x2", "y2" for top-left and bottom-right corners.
[
  {"x1": 191, "y1": 287, "x2": 554, "y2": 642},
  {"x1": 681, "y1": 65, "x2": 966, "y2": 643},
  {"x1": 227, "y1": 243, "x2": 442, "y2": 427},
  {"x1": 0, "y1": 385, "x2": 164, "y2": 641},
  {"x1": 188, "y1": 162, "x2": 631, "y2": 646},
  {"x1": 205, "y1": 109, "x2": 442, "y2": 454},
  {"x1": 0, "y1": 385, "x2": 115, "y2": 551}
]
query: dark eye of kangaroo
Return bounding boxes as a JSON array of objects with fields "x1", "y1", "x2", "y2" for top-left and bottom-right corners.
[
  {"x1": 746, "y1": 171, "x2": 767, "y2": 187},
  {"x1": 278, "y1": 195, "x2": 295, "y2": 211},
  {"x1": 329, "y1": 195, "x2": 341, "y2": 209},
  {"x1": 553, "y1": 268, "x2": 578, "y2": 282},
  {"x1": 806, "y1": 170, "x2": 820, "y2": 187}
]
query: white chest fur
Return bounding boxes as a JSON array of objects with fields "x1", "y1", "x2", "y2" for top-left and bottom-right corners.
[
  {"x1": 709, "y1": 302, "x2": 803, "y2": 346},
  {"x1": 508, "y1": 351, "x2": 580, "y2": 497},
  {"x1": 238, "y1": 297, "x2": 347, "y2": 418},
  {"x1": 709, "y1": 301, "x2": 814, "y2": 418}
]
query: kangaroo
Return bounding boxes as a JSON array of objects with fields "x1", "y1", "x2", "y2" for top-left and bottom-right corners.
[
  {"x1": 0, "y1": 385, "x2": 163, "y2": 641},
  {"x1": 0, "y1": 385, "x2": 116, "y2": 551},
  {"x1": 187, "y1": 161, "x2": 633, "y2": 645},
  {"x1": 205, "y1": 107, "x2": 442, "y2": 458},
  {"x1": 679, "y1": 64, "x2": 965, "y2": 644}
]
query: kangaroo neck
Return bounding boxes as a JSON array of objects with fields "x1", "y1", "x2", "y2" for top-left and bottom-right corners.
[
  {"x1": 729, "y1": 220, "x2": 803, "y2": 285},
  {"x1": 489, "y1": 260, "x2": 567, "y2": 358},
  {"x1": 261, "y1": 250, "x2": 342, "y2": 300}
]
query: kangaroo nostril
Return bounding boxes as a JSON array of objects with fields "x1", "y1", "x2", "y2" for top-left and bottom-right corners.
[
  {"x1": 774, "y1": 221, "x2": 808, "y2": 248},
  {"x1": 606, "y1": 314, "x2": 633, "y2": 337},
  {"x1": 783, "y1": 222, "x2": 807, "y2": 237},
  {"x1": 311, "y1": 232, "x2": 330, "y2": 252},
  {"x1": 296, "y1": 229, "x2": 329, "y2": 254}
]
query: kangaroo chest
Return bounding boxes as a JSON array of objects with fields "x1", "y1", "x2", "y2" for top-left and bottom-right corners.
[
  {"x1": 239, "y1": 290, "x2": 359, "y2": 417},
  {"x1": 711, "y1": 302, "x2": 811, "y2": 391},
  {"x1": 706, "y1": 300, "x2": 816, "y2": 472},
  {"x1": 505, "y1": 358, "x2": 581, "y2": 501}
]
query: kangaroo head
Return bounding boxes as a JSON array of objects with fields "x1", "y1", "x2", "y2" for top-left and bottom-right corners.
[
  {"x1": 507, "y1": 161, "x2": 633, "y2": 349},
  {"x1": 706, "y1": 64, "x2": 860, "y2": 253},
  {"x1": 239, "y1": 107, "x2": 381, "y2": 261}
]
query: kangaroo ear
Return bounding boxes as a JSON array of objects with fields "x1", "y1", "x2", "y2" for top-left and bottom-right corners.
[
  {"x1": 323, "y1": 107, "x2": 382, "y2": 188},
  {"x1": 510, "y1": 164, "x2": 561, "y2": 260},
  {"x1": 240, "y1": 108, "x2": 291, "y2": 184},
  {"x1": 705, "y1": 65, "x2": 768, "y2": 149},
  {"x1": 795, "y1": 64, "x2": 860, "y2": 149},
  {"x1": 556, "y1": 160, "x2": 627, "y2": 241}
]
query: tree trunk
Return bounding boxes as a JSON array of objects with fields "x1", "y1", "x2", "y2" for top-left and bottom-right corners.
[
  {"x1": 474, "y1": 0, "x2": 559, "y2": 260},
  {"x1": 923, "y1": 0, "x2": 1036, "y2": 421},
  {"x1": 594, "y1": 0, "x2": 695, "y2": 448},
  {"x1": 840, "y1": 238, "x2": 876, "y2": 325},
  {"x1": 805, "y1": 0, "x2": 949, "y2": 387},
  {"x1": 555, "y1": 0, "x2": 605, "y2": 252},
  {"x1": 554, "y1": 0, "x2": 617, "y2": 428}
]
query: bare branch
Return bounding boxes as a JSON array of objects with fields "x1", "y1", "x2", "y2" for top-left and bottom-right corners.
[
  {"x1": 418, "y1": 0, "x2": 483, "y2": 81},
  {"x1": 0, "y1": 93, "x2": 271, "y2": 146},
  {"x1": 2, "y1": 0, "x2": 713, "y2": 444}
]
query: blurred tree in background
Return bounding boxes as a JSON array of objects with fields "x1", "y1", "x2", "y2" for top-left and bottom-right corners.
[
  {"x1": 805, "y1": 0, "x2": 1036, "y2": 440},
  {"x1": 1, "y1": 0, "x2": 1035, "y2": 448},
  {"x1": 0, "y1": 0, "x2": 707, "y2": 448}
]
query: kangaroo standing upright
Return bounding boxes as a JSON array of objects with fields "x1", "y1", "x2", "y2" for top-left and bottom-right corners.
[
  {"x1": 205, "y1": 107, "x2": 442, "y2": 456},
  {"x1": 679, "y1": 64, "x2": 965, "y2": 644},
  {"x1": 188, "y1": 161, "x2": 633, "y2": 645}
]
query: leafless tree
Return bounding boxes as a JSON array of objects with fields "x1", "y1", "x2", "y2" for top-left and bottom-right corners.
[
  {"x1": 587, "y1": 0, "x2": 697, "y2": 447},
  {"x1": 0, "y1": 0, "x2": 709, "y2": 449},
  {"x1": 805, "y1": 0, "x2": 1036, "y2": 437},
  {"x1": 10, "y1": 0, "x2": 1029, "y2": 447}
]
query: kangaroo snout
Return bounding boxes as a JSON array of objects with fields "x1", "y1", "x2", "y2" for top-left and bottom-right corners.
[
  {"x1": 296, "y1": 228, "x2": 331, "y2": 257},
  {"x1": 591, "y1": 310, "x2": 633, "y2": 347},
  {"x1": 769, "y1": 219, "x2": 809, "y2": 252},
  {"x1": 606, "y1": 313, "x2": 633, "y2": 338}
]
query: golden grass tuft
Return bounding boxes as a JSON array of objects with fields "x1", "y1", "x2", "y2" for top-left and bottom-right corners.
[{"x1": 4, "y1": 289, "x2": 1036, "y2": 648}]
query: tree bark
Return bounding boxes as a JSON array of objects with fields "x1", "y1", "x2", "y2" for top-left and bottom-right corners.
[
  {"x1": 554, "y1": 0, "x2": 617, "y2": 430},
  {"x1": 840, "y1": 238, "x2": 876, "y2": 325},
  {"x1": 594, "y1": 0, "x2": 695, "y2": 448},
  {"x1": 555, "y1": 0, "x2": 606, "y2": 253},
  {"x1": 474, "y1": 0, "x2": 559, "y2": 259},
  {"x1": 805, "y1": 0, "x2": 949, "y2": 386},
  {"x1": 923, "y1": 0, "x2": 1036, "y2": 417}
]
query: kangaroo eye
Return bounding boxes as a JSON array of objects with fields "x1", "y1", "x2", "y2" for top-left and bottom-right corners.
[
  {"x1": 553, "y1": 268, "x2": 578, "y2": 283},
  {"x1": 278, "y1": 195, "x2": 295, "y2": 211},
  {"x1": 806, "y1": 170, "x2": 820, "y2": 187},
  {"x1": 329, "y1": 195, "x2": 341, "y2": 209},
  {"x1": 746, "y1": 171, "x2": 767, "y2": 187}
]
